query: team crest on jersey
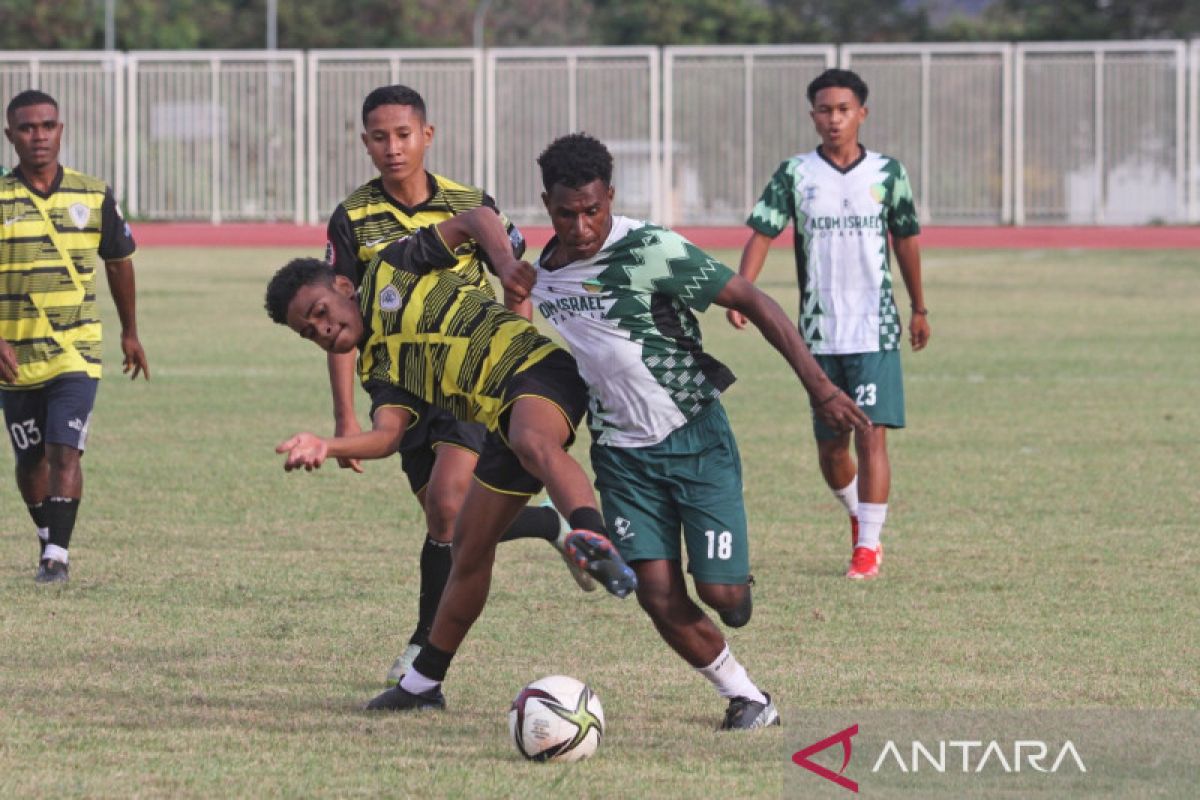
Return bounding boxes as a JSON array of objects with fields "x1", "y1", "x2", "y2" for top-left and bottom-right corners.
[
  {"x1": 68, "y1": 202, "x2": 90, "y2": 229},
  {"x1": 378, "y1": 284, "x2": 403, "y2": 312},
  {"x1": 804, "y1": 186, "x2": 819, "y2": 202},
  {"x1": 870, "y1": 183, "x2": 886, "y2": 203}
]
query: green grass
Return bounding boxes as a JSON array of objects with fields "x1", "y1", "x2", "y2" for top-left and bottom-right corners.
[{"x1": 1, "y1": 246, "x2": 1197, "y2": 797}]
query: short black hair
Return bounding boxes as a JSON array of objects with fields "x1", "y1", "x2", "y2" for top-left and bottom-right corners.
[
  {"x1": 362, "y1": 84, "x2": 426, "y2": 127},
  {"x1": 6, "y1": 89, "x2": 58, "y2": 121},
  {"x1": 537, "y1": 133, "x2": 613, "y2": 192},
  {"x1": 806, "y1": 69, "x2": 868, "y2": 106},
  {"x1": 264, "y1": 258, "x2": 336, "y2": 325}
]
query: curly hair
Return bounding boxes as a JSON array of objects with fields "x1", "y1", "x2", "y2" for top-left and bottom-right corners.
[
  {"x1": 362, "y1": 84, "x2": 426, "y2": 127},
  {"x1": 6, "y1": 89, "x2": 57, "y2": 122},
  {"x1": 806, "y1": 69, "x2": 868, "y2": 106},
  {"x1": 264, "y1": 258, "x2": 335, "y2": 325},
  {"x1": 537, "y1": 133, "x2": 613, "y2": 192}
]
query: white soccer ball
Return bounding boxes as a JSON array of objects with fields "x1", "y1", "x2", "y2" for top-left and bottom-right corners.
[{"x1": 508, "y1": 675, "x2": 605, "y2": 762}]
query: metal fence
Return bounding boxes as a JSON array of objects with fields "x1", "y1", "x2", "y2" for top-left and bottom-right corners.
[{"x1": 3, "y1": 43, "x2": 1199, "y2": 226}]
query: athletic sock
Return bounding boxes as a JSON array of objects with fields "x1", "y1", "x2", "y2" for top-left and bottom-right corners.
[
  {"x1": 43, "y1": 543, "x2": 69, "y2": 564},
  {"x1": 696, "y1": 644, "x2": 767, "y2": 704},
  {"x1": 413, "y1": 537, "x2": 453, "y2": 647},
  {"x1": 831, "y1": 476, "x2": 859, "y2": 517},
  {"x1": 44, "y1": 496, "x2": 80, "y2": 552},
  {"x1": 28, "y1": 501, "x2": 50, "y2": 555},
  {"x1": 857, "y1": 502, "x2": 887, "y2": 551},
  {"x1": 404, "y1": 643, "x2": 455, "y2": 693},
  {"x1": 567, "y1": 507, "x2": 608, "y2": 537},
  {"x1": 498, "y1": 505, "x2": 560, "y2": 543}
]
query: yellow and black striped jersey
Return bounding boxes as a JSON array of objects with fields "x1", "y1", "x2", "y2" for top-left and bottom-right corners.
[
  {"x1": 0, "y1": 166, "x2": 135, "y2": 387},
  {"x1": 325, "y1": 172, "x2": 524, "y2": 293},
  {"x1": 358, "y1": 226, "x2": 558, "y2": 431}
]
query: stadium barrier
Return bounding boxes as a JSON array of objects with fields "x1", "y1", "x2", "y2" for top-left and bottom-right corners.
[{"x1": 3, "y1": 42, "x2": 1199, "y2": 227}]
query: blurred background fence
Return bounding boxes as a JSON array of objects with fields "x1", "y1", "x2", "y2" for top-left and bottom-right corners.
[{"x1": 3, "y1": 42, "x2": 1198, "y2": 226}]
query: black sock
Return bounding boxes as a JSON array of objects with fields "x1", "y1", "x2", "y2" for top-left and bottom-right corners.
[
  {"x1": 498, "y1": 505, "x2": 560, "y2": 543},
  {"x1": 44, "y1": 496, "x2": 80, "y2": 552},
  {"x1": 413, "y1": 537, "x2": 453, "y2": 647},
  {"x1": 568, "y1": 507, "x2": 608, "y2": 537},
  {"x1": 28, "y1": 500, "x2": 50, "y2": 554},
  {"x1": 411, "y1": 642, "x2": 455, "y2": 683}
]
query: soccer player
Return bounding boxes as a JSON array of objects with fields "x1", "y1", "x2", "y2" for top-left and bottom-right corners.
[
  {"x1": 530, "y1": 134, "x2": 871, "y2": 729},
  {"x1": 325, "y1": 85, "x2": 593, "y2": 686},
  {"x1": 728, "y1": 68, "x2": 931, "y2": 580},
  {"x1": 1, "y1": 89, "x2": 149, "y2": 584},
  {"x1": 265, "y1": 205, "x2": 636, "y2": 712}
]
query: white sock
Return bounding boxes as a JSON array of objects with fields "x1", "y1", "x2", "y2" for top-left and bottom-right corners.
[
  {"x1": 400, "y1": 667, "x2": 440, "y2": 695},
  {"x1": 43, "y1": 544, "x2": 69, "y2": 564},
  {"x1": 37, "y1": 527, "x2": 49, "y2": 543},
  {"x1": 696, "y1": 644, "x2": 767, "y2": 704},
  {"x1": 831, "y1": 476, "x2": 859, "y2": 517},
  {"x1": 857, "y1": 502, "x2": 887, "y2": 550}
]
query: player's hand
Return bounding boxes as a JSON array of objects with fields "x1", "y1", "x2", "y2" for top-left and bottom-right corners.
[
  {"x1": 909, "y1": 313, "x2": 930, "y2": 351},
  {"x1": 810, "y1": 386, "x2": 872, "y2": 435},
  {"x1": 726, "y1": 308, "x2": 749, "y2": 330},
  {"x1": 276, "y1": 432, "x2": 330, "y2": 472},
  {"x1": 496, "y1": 258, "x2": 536, "y2": 304},
  {"x1": 333, "y1": 417, "x2": 365, "y2": 473},
  {"x1": 120, "y1": 331, "x2": 150, "y2": 380},
  {"x1": 0, "y1": 337, "x2": 18, "y2": 383}
]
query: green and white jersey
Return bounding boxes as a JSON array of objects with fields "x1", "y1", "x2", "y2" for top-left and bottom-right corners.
[
  {"x1": 533, "y1": 216, "x2": 736, "y2": 448},
  {"x1": 748, "y1": 147, "x2": 920, "y2": 355}
]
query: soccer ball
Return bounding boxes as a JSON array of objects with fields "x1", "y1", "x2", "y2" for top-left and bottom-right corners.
[{"x1": 508, "y1": 675, "x2": 605, "y2": 762}]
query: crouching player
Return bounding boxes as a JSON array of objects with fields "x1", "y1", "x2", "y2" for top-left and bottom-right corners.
[{"x1": 264, "y1": 206, "x2": 635, "y2": 712}]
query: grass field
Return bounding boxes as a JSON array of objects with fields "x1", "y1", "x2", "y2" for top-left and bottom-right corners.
[{"x1": 1, "y1": 245, "x2": 1197, "y2": 797}]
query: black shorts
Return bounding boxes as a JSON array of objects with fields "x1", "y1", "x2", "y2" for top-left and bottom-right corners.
[
  {"x1": 473, "y1": 349, "x2": 589, "y2": 496},
  {"x1": 397, "y1": 400, "x2": 487, "y2": 494},
  {"x1": 1, "y1": 373, "x2": 98, "y2": 467}
]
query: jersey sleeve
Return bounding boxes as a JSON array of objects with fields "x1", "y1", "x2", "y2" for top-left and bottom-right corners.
[
  {"x1": 642, "y1": 229, "x2": 736, "y2": 312},
  {"x1": 483, "y1": 193, "x2": 527, "y2": 260},
  {"x1": 363, "y1": 380, "x2": 422, "y2": 430},
  {"x1": 885, "y1": 160, "x2": 922, "y2": 238},
  {"x1": 325, "y1": 204, "x2": 362, "y2": 282},
  {"x1": 378, "y1": 225, "x2": 458, "y2": 276},
  {"x1": 97, "y1": 188, "x2": 136, "y2": 260},
  {"x1": 745, "y1": 160, "x2": 796, "y2": 238}
]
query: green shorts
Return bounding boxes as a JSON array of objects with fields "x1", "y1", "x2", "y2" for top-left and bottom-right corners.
[
  {"x1": 813, "y1": 350, "x2": 906, "y2": 441},
  {"x1": 590, "y1": 402, "x2": 749, "y2": 585}
]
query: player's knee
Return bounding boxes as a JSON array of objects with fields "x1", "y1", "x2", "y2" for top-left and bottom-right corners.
[
  {"x1": 700, "y1": 582, "x2": 753, "y2": 628},
  {"x1": 507, "y1": 431, "x2": 558, "y2": 475},
  {"x1": 423, "y1": 491, "x2": 463, "y2": 539}
]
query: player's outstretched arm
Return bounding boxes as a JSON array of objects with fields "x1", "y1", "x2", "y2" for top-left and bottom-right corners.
[
  {"x1": 276, "y1": 405, "x2": 410, "y2": 472},
  {"x1": 327, "y1": 349, "x2": 365, "y2": 473},
  {"x1": 893, "y1": 235, "x2": 930, "y2": 352},
  {"x1": 714, "y1": 275, "x2": 871, "y2": 434},
  {"x1": 727, "y1": 231, "x2": 773, "y2": 330},
  {"x1": 105, "y1": 258, "x2": 149, "y2": 380},
  {"x1": 436, "y1": 207, "x2": 536, "y2": 304}
]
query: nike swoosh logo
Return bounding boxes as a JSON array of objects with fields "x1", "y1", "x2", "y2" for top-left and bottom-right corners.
[
  {"x1": 2, "y1": 216, "x2": 18, "y2": 226},
  {"x1": 365, "y1": 237, "x2": 387, "y2": 248}
]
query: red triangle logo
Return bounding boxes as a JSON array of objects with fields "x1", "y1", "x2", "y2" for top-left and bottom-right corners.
[{"x1": 792, "y1": 723, "x2": 859, "y2": 792}]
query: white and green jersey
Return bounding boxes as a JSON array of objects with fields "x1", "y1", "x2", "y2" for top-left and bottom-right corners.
[
  {"x1": 533, "y1": 216, "x2": 736, "y2": 448},
  {"x1": 748, "y1": 147, "x2": 920, "y2": 355}
]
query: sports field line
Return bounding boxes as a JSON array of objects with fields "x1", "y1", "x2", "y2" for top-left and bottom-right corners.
[{"x1": 130, "y1": 223, "x2": 1200, "y2": 250}]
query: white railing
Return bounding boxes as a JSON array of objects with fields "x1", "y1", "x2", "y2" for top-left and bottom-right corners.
[{"x1": 2, "y1": 43, "x2": 1198, "y2": 226}]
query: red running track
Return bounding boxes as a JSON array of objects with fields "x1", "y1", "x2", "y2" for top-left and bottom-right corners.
[{"x1": 131, "y1": 222, "x2": 1200, "y2": 250}]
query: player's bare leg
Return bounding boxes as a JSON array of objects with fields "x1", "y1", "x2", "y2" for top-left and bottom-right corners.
[
  {"x1": 21, "y1": 445, "x2": 82, "y2": 584},
  {"x1": 507, "y1": 396, "x2": 635, "y2": 597},
  {"x1": 633, "y1": 560, "x2": 777, "y2": 729}
]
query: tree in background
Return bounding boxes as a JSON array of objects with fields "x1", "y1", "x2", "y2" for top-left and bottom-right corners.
[{"x1": 0, "y1": 0, "x2": 1195, "y2": 49}]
